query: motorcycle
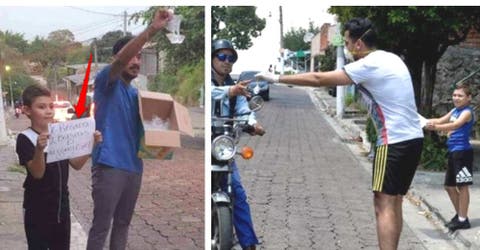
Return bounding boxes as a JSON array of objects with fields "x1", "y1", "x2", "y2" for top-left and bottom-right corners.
[
  {"x1": 14, "y1": 107, "x2": 21, "y2": 119},
  {"x1": 211, "y1": 96, "x2": 264, "y2": 250}
]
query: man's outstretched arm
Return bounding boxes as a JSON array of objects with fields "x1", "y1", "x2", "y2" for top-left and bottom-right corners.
[{"x1": 256, "y1": 70, "x2": 353, "y2": 87}]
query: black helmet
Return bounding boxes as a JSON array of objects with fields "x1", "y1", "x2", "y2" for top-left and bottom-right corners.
[{"x1": 212, "y1": 39, "x2": 238, "y2": 61}]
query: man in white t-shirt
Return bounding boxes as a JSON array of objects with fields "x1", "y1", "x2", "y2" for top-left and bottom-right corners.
[{"x1": 256, "y1": 18, "x2": 424, "y2": 250}]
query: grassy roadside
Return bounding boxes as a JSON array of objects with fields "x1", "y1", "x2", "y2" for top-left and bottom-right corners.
[{"x1": 8, "y1": 164, "x2": 26, "y2": 175}]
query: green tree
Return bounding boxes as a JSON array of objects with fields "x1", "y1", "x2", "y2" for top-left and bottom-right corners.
[
  {"x1": 316, "y1": 45, "x2": 336, "y2": 72},
  {"x1": 283, "y1": 22, "x2": 320, "y2": 51},
  {"x1": 93, "y1": 30, "x2": 133, "y2": 63},
  {"x1": 329, "y1": 6, "x2": 480, "y2": 116},
  {"x1": 66, "y1": 44, "x2": 90, "y2": 65},
  {"x1": 47, "y1": 29, "x2": 75, "y2": 45},
  {"x1": 212, "y1": 6, "x2": 266, "y2": 50},
  {"x1": 26, "y1": 36, "x2": 48, "y2": 67},
  {"x1": 0, "y1": 38, "x2": 24, "y2": 76},
  {"x1": 0, "y1": 30, "x2": 29, "y2": 53},
  {"x1": 131, "y1": 6, "x2": 205, "y2": 105},
  {"x1": 4, "y1": 71, "x2": 37, "y2": 105},
  {"x1": 282, "y1": 22, "x2": 320, "y2": 72},
  {"x1": 132, "y1": 6, "x2": 204, "y2": 73},
  {"x1": 0, "y1": 42, "x2": 36, "y2": 104}
]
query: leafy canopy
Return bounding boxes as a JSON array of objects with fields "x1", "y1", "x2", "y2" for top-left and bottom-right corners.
[{"x1": 212, "y1": 6, "x2": 266, "y2": 50}]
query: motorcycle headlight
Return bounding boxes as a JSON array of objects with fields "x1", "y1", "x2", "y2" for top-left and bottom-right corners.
[{"x1": 212, "y1": 135, "x2": 236, "y2": 161}]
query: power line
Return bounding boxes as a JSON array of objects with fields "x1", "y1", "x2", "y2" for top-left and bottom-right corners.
[
  {"x1": 70, "y1": 16, "x2": 119, "y2": 34},
  {"x1": 65, "y1": 7, "x2": 148, "y2": 43},
  {"x1": 78, "y1": 22, "x2": 145, "y2": 44},
  {"x1": 67, "y1": 6, "x2": 125, "y2": 17},
  {"x1": 66, "y1": 6, "x2": 145, "y2": 18},
  {"x1": 74, "y1": 19, "x2": 123, "y2": 37}
]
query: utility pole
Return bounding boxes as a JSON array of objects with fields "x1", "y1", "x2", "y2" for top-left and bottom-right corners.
[
  {"x1": 93, "y1": 38, "x2": 99, "y2": 69},
  {"x1": 279, "y1": 6, "x2": 283, "y2": 49},
  {"x1": 53, "y1": 63, "x2": 57, "y2": 101},
  {"x1": 9, "y1": 77, "x2": 13, "y2": 108},
  {"x1": 335, "y1": 23, "x2": 345, "y2": 118},
  {"x1": 279, "y1": 6, "x2": 284, "y2": 74},
  {"x1": 123, "y1": 10, "x2": 127, "y2": 36},
  {"x1": 0, "y1": 75, "x2": 8, "y2": 145}
]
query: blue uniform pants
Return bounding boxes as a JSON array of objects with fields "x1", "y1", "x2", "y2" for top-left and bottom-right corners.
[{"x1": 230, "y1": 161, "x2": 259, "y2": 249}]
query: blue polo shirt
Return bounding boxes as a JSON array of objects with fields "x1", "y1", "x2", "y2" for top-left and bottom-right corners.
[{"x1": 92, "y1": 65, "x2": 143, "y2": 173}]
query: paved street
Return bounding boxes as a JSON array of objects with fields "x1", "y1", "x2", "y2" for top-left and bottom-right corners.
[
  {"x1": 0, "y1": 106, "x2": 204, "y2": 250},
  {"x1": 234, "y1": 84, "x2": 440, "y2": 250}
]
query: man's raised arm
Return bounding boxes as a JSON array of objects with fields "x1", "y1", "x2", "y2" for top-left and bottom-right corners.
[{"x1": 109, "y1": 9, "x2": 172, "y2": 80}]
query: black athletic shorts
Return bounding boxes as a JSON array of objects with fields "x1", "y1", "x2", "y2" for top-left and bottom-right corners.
[
  {"x1": 372, "y1": 138, "x2": 423, "y2": 195},
  {"x1": 445, "y1": 149, "x2": 473, "y2": 186}
]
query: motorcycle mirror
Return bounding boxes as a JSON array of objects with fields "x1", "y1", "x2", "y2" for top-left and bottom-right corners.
[
  {"x1": 248, "y1": 95, "x2": 264, "y2": 112},
  {"x1": 253, "y1": 83, "x2": 260, "y2": 95}
]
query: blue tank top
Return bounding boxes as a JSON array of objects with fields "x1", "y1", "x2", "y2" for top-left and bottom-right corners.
[
  {"x1": 447, "y1": 106, "x2": 475, "y2": 152},
  {"x1": 92, "y1": 65, "x2": 143, "y2": 173}
]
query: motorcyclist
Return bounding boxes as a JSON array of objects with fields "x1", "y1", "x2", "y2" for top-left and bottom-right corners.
[
  {"x1": 14, "y1": 101, "x2": 22, "y2": 118},
  {"x1": 211, "y1": 39, "x2": 264, "y2": 250}
]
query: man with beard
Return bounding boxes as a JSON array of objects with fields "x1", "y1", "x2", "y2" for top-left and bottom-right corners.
[
  {"x1": 87, "y1": 9, "x2": 172, "y2": 250},
  {"x1": 212, "y1": 39, "x2": 264, "y2": 250}
]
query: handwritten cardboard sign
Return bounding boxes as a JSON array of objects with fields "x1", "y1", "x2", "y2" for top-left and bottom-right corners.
[{"x1": 46, "y1": 118, "x2": 95, "y2": 163}]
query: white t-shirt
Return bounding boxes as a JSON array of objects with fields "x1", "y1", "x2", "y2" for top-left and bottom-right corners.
[{"x1": 344, "y1": 50, "x2": 424, "y2": 145}]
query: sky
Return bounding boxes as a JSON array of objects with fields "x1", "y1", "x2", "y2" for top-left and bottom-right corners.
[
  {"x1": 0, "y1": 4, "x2": 336, "y2": 73},
  {"x1": 0, "y1": 6, "x2": 150, "y2": 43},
  {"x1": 232, "y1": 4, "x2": 336, "y2": 74}
]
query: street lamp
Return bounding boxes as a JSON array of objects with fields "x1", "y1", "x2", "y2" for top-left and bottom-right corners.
[{"x1": 4, "y1": 65, "x2": 14, "y2": 108}]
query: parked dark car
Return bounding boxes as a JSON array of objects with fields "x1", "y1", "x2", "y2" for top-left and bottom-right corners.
[{"x1": 238, "y1": 70, "x2": 270, "y2": 101}]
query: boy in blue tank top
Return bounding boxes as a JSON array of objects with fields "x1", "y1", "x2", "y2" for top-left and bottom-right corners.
[{"x1": 426, "y1": 84, "x2": 475, "y2": 231}]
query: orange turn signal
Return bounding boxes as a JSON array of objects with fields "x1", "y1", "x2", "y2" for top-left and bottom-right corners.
[{"x1": 241, "y1": 146, "x2": 254, "y2": 159}]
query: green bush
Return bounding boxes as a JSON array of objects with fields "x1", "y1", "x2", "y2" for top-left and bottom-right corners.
[
  {"x1": 149, "y1": 59, "x2": 204, "y2": 106},
  {"x1": 176, "y1": 59, "x2": 204, "y2": 106},
  {"x1": 419, "y1": 133, "x2": 448, "y2": 171},
  {"x1": 150, "y1": 73, "x2": 178, "y2": 94},
  {"x1": 283, "y1": 71, "x2": 296, "y2": 75},
  {"x1": 366, "y1": 116, "x2": 377, "y2": 144},
  {"x1": 8, "y1": 164, "x2": 26, "y2": 175},
  {"x1": 344, "y1": 92, "x2": 355, "y2": 107}
]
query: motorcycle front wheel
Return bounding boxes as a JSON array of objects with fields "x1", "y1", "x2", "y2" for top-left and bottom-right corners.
[{"x1": 211, "y1": 203, "x2": 233, "y2": 250}]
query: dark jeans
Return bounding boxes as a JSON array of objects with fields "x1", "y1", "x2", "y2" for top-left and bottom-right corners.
[
  {"x1": 86, "y1": 165, "x2": 142, "y2": 250},
  {"x1": 25, "y1": 212, "x2": 71, "y2": 250}
]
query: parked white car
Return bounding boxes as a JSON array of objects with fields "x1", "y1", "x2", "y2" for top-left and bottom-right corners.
[{"x1": 53, "y1": 100, "x2": 74, "y2": 122}]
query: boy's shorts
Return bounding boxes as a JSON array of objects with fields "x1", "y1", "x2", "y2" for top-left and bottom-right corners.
[
  {"x1": 445, "y1": 149, "x2": 473, "y2": 186},
  {"x1": 372, "y1": 138, "x2": 423, "y2": 195}
]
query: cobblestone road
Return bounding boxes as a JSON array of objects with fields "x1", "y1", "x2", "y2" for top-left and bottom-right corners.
[{"x1": 235, "y1": 85, "x2": 425, "y2": 250}]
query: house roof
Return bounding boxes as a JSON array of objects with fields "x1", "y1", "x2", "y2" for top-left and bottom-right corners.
[
  {"x1": 66, "y1": 63, "x2": 108, "y2": 72},
  {"x1": 64, "y1": 72, "x2": 148, "y2": 88},
  {"x1": 64, "y1": 73, "x2": 96, "y2": 86}
]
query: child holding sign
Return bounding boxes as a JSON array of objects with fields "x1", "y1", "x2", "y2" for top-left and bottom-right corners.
[{"x1": 15, "y1": 84, "x2": 102, "y2": 249}]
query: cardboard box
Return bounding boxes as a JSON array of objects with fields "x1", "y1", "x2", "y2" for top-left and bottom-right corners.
[{"x1": 137, "y1": 90, "x2": 194, "y2": 159}]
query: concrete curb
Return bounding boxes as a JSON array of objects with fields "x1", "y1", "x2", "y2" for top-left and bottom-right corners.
[{"x1": 409, "y1": 189, "x2": 479, "y2": 249}]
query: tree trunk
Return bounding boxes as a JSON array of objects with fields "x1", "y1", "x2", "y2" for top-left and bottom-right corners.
[{"x1": 422, "y1": 60, "x2": 437, "y2": 117}]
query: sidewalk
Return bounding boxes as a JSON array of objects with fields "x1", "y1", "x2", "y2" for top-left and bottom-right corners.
[
  {"x1": 0, "y1": 112, "x2": 87, "y2": 249},
  {"x1": 310, "y1": 86, "x2": 480, "y2": 249},
  {"x1": 0, "y1": 141, "x2": 25, "y2": 249}
]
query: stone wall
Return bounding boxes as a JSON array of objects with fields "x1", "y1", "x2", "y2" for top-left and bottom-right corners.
[{"x1": 433, "y1": 46, "x2": 480, "y2": 115}]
